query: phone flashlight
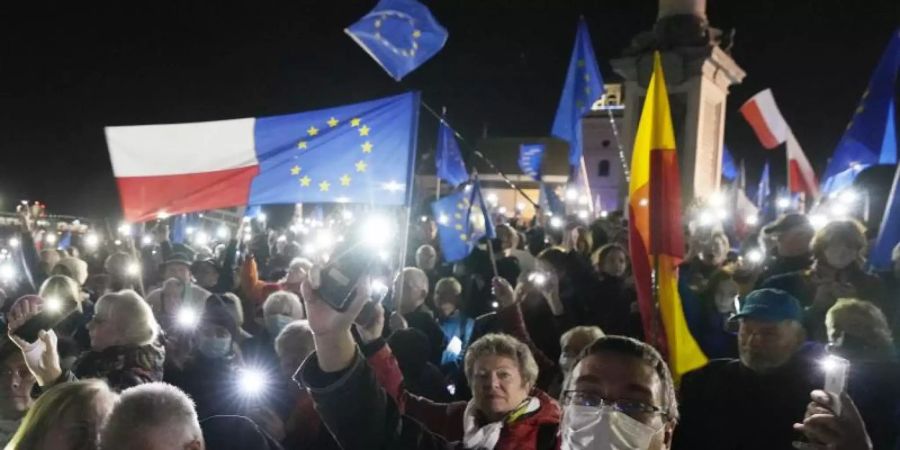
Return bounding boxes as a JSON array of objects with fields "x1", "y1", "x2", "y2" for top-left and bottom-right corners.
[
  {"x1": 176, "y1": 307, "x2": 199, "y2": 329},
  {"x1": 529, "y1": 272, "x2": 547, "y2": 286},
  {"x1": 821, "y1": 355, "x2": 850, "y2": 415},
  {"x1": 238, "y1": 368, "x2": 268, "y2": 398}
]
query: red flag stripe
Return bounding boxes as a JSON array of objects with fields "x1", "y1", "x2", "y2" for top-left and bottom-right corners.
[{"x1": 740, "y1": 99, "x2": 782, "y2": 150}]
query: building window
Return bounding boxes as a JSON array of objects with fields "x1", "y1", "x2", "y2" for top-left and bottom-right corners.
[
  {"x1": 598, "y1": 160, "x2": 610, "y2": 177},
  {"x1": 602, "y1": 139, "x2": 611, "y2": 148}
]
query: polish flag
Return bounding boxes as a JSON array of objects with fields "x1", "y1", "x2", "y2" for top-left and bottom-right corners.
[
  {"x1": 739, "y1": 89, "x2": 789, "y2": 150},
  {"x1": 787, "y1": 132, "x2": 820, "y2": 198}
]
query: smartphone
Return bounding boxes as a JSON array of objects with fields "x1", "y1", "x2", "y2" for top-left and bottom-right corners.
[
  {"x1": 317, "y1": 240, "x2": 376, "y2": 312},
  {"x1": 14, "y1": 297, "x2": 79, "y2": 342},
  {"x1": 823, "y1": 355, "x2": 850, "y2": 415}
]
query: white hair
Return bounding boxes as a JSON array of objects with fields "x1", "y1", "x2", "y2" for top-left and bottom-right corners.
[
  {"x1": 100, "y1": 382, "x2": 202, "y2": 450},
  {"x1": 263, "y1": 291, "x2": 304, "y2": 319},
  {"x1": 96, "y1": 290, "x2": 159, "y2": 346},
  {"x1": 274, "y1": 320, "x2": 315, "y2": 359},
  {"x1": 399, "y1": 267, "x2": 429, "y2": 295}
]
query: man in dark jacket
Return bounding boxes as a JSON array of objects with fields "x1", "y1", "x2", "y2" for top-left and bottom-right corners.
[
  {"x1": 393, "y1": 267, "x2": 447, "y2": 366},
  {"x1": 755, "y1": 214, "x2": 815, "y2": 286},
  {"x1": 673, "y1": 289, "x2": 824, "y2": 450}
]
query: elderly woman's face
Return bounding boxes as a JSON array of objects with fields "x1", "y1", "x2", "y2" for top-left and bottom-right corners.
[
  {"x1": 86, "y1": 304, "x2": 120, "y2": 352},
  {"x1": 470, "y1": 354, "x2": 531, "y2": 422},
  {"x1": 824, "y1": 241, "x2": 860, "y2": 269}
]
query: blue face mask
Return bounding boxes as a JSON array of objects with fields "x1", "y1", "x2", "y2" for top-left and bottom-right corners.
[
  {"x1": 265, "y1": 314, "x2": 295, "y2": 337},
  {"x1": 196, "y1": 335, "x2": 232, "y2": 359}
]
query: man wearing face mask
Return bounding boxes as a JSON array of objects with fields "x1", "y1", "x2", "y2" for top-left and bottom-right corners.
[
  {"x1": 673, "y1": 289, "x2": 824, "y2": 450},
  {"x1": 762, "y1": 220, "x2": 885, "y2": 341}
]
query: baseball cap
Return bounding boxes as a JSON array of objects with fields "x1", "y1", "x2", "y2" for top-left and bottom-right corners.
[
  {"x1": 730, "y1": 288, "x2": 803, "y2": 323},
  {"x1": 162, "y1": 252, "x2": 192, "y2": 268},
  {"x1": 762, "y1": 213, "x2": 811, "y2": 235}
]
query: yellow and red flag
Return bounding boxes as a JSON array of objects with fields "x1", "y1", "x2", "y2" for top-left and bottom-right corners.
[{"x1": 627, "y1": 52, "x2": 707, "y2": 379}]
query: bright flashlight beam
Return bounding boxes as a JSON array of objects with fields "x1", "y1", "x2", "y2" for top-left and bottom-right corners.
[
  {"x1": 45, "y1": 233, "x2": 58, "y2": 245},
  {"x1": 238, "y1": 368, "x2": 268, "y2": 397},
  {"x1": 809, "y1": 214, "x2": 829, "y2": 230},
  {"x1": 176, "y1": 307, "x2": 199, "y2": 329},
  {"x1": 216, "y1": 226, "x2": 229, "y2": 240},
  {"x1": 126, "y1": 262, "x2": 141, "y2": 277},
  {"x1": 776, "y1": 197, "x2": 791, "y2": 210},
  {"x1": 746, "y1": 249, "x2": 764, "y2": 264},
  {"x1": 84, "y1": 233, "x2": 99, "y2": 248},
  {"x1": 44, "y1": 296, "x2": 62, "y2": 313},
  {"x1": 8, "y1": 238, "x2": 19, "y2": 248},
  {"x1": 362, "y1": 215, "x2": 394, "y2": 249},
  {"x1": 141, "y1": 235, "x2": 153, "y2": 246},
  {"x1": 0, "y1": 264, "x2": 14, "y2": 282},
  {"x1": 529, "y1": 272, "x2": 547, "y2": 286},
  {"x1": 549, "y1": 216, "x2": 563, "y2": 229}
]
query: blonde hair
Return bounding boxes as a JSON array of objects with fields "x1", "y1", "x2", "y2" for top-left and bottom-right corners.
[
  {"x1": 464, "y1": 333, "x2": 539, "y2": 388},
  {"x1": 826, "y1": 298, "x2": 894, "y2": 352},
  {"x1": 39, "y1": 275, "x2": 83, "y2": 310},
  {"x1": 96, "y1": 290, "x2": 159, "y2": 347},
  {"x1": 811, "y1": 220, "x2": 867, "y2": 258},
  {"x1": 434, "y1": 277, "x2": 462, "y2": 298},
  {"x1": 560, "y1": 326, "x2": 606, "y2": 349},
  {"x1": 263, "y1": 291, "x2": 305, "y2": 319},
  {"x1": 6, "y1": 380, "x2": 117, "y2": 450}
]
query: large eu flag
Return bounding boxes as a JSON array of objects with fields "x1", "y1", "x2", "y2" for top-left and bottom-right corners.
[
  {"x1": 436, "y1": 118, "x2": 468, "y2": 187},
  {"x1": 552, "y1": 18, "x2": 605, "y2": 167},
  {"x1": 432, "y1": 181, "x2": 496, "y2": 262},
  {"x1": 346, "y1": 0, "x2": 448, "y2": 81},
  {"x1": 871, "y1": 164, "x2": 900, "y2": 270},
  {"x1": 249, "y1": 92, "x2": 420, "y2": 206}
]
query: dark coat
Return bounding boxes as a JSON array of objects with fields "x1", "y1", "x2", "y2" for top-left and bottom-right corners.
[
  {"x1": 673, "y1": 343, "x2": 825, "y2": 450},
  {"x1": 403, "y1": 304, "x2": 447, "y2": 366},
  {"x1": 65, "y1": 340, "x2": 166, "y2": 392},
  {"x1": 165, "y1": 354, "x2": 243, "y2": 419}
]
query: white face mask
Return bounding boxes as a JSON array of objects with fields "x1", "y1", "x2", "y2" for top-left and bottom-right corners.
[{"x1": 561, "y1": 405, "x2": 662, "y2": 450}]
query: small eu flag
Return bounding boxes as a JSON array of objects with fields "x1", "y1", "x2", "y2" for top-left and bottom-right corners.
[
  {"x1": 346, "y1": 0, "x2": 449, "y2": 81},
  {"x1": 551, "y1": 18, "x2": 605, "y2": 167},
  {"x1": 721, "y1": 145, "x2": 738, "y2": 182},
  {"x1": 518, "y1": 143, "x2": 545, "y2": 181},
  {"x1": 436, "y1": 118, "x2": 469, "y2": 187},
  {"x1": 539, "y1": 182, "x2": 565, "y2": 218},
  {"x1": 432, "y1": 181, "x2": 496, "y2": 262}
]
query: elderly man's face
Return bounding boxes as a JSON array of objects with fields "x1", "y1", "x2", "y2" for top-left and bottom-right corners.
[
  {"x1": 567, "y1": 352, "x2": 673, "y2": 449},
  {"x1": 164, "y1": 264, "x2": 192, "y2": 285},
  {"x1": 738, "y1": 319, "x2": 803, "y2": 373},
  {"x1": 416, "y1": 247, "x2": 437, "y2": 271},
  {"x1": 0, "y1": 353, "x2": 35, "y2": 419},
  {"x1": 775, "y1": 226, "x2": 813, "y2": 257},
  {"x1": 393, "y1": 273, "x2": 425, "y2": 314}
]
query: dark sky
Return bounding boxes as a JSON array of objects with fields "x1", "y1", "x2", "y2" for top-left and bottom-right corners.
[{"x1": 0, "y1": 0, "x2": 897, "y2": 219}]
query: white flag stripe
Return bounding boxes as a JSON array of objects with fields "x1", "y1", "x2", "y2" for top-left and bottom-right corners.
[
  {"x1": 105, "y1": 117, "x2": 258, "y2": 177},
  {"x1": 751, "y1": 89, "x2": 790, "y2": 145}
]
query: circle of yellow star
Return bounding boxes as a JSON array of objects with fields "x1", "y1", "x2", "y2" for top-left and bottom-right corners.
[
  {"x1": 460, "y1": 234, "x2": 467, "y2": 241},
  {"x1": 297, "y1": 141, "x2": 308, "y2": 149},
  {"x1": 412, "y1": 29, "x2": 421, "y2": 38},
  {"x1": 355, "y1": 160, "x2": 367, "y2": 172},
  {"x1": 290, "y1": 165, "x2": 301, "y2": 175},
  {"x1": 340, "y1": 174, "x2": 351, "y2": 186},
  {"x1": 454, "y1": 213, "x2": 462, "y2": 219},
  {"x1": 327, "y1": 117, "x2": 339, "y2": 127},
  {"x1": 454, "y1": 224, "x2": 463, "y2": 231},
  {"x1": 319, "y1": 180, "x2": 330, "y2": 192},
  {"x1": 299, "y1": 176, "x2": 311, "y2": 187},
  {"x1": 350, "y1": 118, "x2": 361, "y2": 127},
  {"x1": 358, "y1": 125, "x2": 370, "y2": 136},
  {"x1": 361, "y1": 141, "x2": 373, "y2": 153},
  {"x1": 307, "y1": 126, "x2": 319, "y2": 136}
]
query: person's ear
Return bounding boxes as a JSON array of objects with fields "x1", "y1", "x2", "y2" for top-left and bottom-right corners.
[
  {"x1": 185, "y1": 438, "x2": 204, "y2": 450},
  {"x1": 663, "y1": 420, "x2": 676, "y2": 448}
]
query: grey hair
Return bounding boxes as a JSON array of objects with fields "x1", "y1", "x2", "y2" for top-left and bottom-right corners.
[
  {"x1": 263, "y1": 291, "x2": 304, "y2": 318},
  {"x1": 398, "y1": 267, "x2": 430, "y2": 295},
  {"x1": 464, "y1": 333, "x2": 539, "y2": 388},
  {"x1": 100, "y1": 382, "x2": 202, "y2": 450},
  {"x1": 577, "y1": 336, "x2": 679, "y2": 422},
  {"x1": 96, "y1": 290, "x2": 159, "y2": 346},
  {"x1": 274, "y1": 320, "x2": 315, "y2": 359}
]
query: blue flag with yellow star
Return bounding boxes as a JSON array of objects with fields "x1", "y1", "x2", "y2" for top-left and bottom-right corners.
[
  {"x1": 822, "y1": 29, "x2": 899, "y2": 194},
  {"x1": 248, "y1": 92, "x2": 420, "y2": 206},
  {"x1": 518, "y1": 143, "x2": 545, "y2": 181},
  {"x1": 552, "y1": 18, "x2": 605, "y2": 167},
  {"x1": 345, "y1": 0, "x2": 448, "y2": 81},
  {"x1": 436, "y1": 117, "x2": 469, "y2": 187},
  {"x1": 431, "y1": 181, "x2": 496, "y2": 262}
]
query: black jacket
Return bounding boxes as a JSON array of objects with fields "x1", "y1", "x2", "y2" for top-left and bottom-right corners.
[
  {"x1": 403, "y1": 304, "x2": 447, "y2": 366},
  {"x1": 673, "y1": 343, "x2": 825, "y2": 450}
]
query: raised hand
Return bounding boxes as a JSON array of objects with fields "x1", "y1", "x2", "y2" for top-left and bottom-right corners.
[
  {"x1": 492, "y1": 276, "x2": 516, "y2": 308},
  {"x1": 7, "y1": 297, "x2": 62, "y2": 386},
  {"x1": 793, "y1": 390, "x2": 872, "y2": 450},
  {"x1": 300, "y1": 266, "x2": 369, "y2": 372},
  {"x1": 355, "y1": 302, "x2": 385, "y2": 344}
]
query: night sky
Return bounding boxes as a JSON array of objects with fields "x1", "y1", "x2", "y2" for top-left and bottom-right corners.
[{"x1": 0, "y1": 0, "x2": 896, "y2": 219}]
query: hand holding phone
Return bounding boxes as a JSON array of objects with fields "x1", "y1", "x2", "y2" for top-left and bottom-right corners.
[{"x1": 822, "y1": 355, "x2": 850, "y2": 415}]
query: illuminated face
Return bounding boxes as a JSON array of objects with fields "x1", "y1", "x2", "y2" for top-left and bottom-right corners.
[
  {"x1": 164, "y1": 264, "x2": 192, "y2": 285},
  {"x1": 415, "y1": 247, "x2": 437, "y2": 271},
  {"x1": 601, "y1": 249, "x2": 628, "y2": 278},
  {"x1": 0, "y1": 354, "x2": 35, "y2": 418},
  {"x1": 470, "y1": 355, "x2": 531, "y2": 422},
  {"x1": 738, "y1": 319, "x2": 802, "y2": 373},
  {"x1": 713, "y1": 279, "x2": 739, "y2": 314}
]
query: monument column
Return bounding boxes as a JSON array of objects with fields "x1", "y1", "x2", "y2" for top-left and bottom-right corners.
[{"x1": 612, "y1": 0, "x2": 745, "y2": 201}]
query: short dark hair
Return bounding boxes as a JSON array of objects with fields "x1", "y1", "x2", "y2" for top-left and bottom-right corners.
[{"x1": 577, "y1": 336, "x2": 678, "y2": 421}]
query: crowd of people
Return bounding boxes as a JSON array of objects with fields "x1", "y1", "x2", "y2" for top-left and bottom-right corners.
[{"x1": 0, "y1": 201, "x2": 897, "y2": 450}]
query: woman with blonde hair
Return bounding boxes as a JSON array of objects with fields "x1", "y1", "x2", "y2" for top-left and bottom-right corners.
[
  {"x1": 7, "y1": 290, "x2": 165, "y2": 392},
  {"x1": 4, "y1": 379, "x2": 118, "y2": 450},
  {"x1": 38, "y1": 275, "x2": 92, "y2": 358}
]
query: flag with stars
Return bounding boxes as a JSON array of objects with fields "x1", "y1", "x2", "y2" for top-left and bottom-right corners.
[
  {"x1": 431, "y1": 181, "x2": 496, "y2": 263},
  {"x1": 436, "y1": 116, "x2": 469, "y2": 187},
  {"x1": 551, "y1": 18, "x2": 605, "y2": 167},
  {"x1": 346, "y1": 0, "x2": 448, "y2": 81},
  {"x1": 105, "y1": 93, "x2": 420, "y2": 222}
]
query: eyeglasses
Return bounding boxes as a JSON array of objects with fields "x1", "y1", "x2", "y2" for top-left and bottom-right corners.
[{"x1": 562, "y1": 390, "x2": 668, "y2": 423}]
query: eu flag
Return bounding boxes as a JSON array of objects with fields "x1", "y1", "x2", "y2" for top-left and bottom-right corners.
[
  {"x1": 432, "y1": 181, "x2": 496, "y2": 262},
  {"x1": 539, "y1": 182, "x2": 565, "y2": 218},
  {"x1": 436, "y1": 117, "x2": 468, "y2": 187},
  {"x1": 345, "y1": 0, "x2": 448, "y2": 81},
  {"x1": 721, "y1": 145, "x2": 738, "y2": 182},
  {"x1": 551, "y1": 18, "x2": 605, "y2": 167},
  {"x1": 822, "y1": 30, "x2": 899, "y2": 192},
  {"x1": 757, "y1": 162, "x2": 771, "y2": 209},
  {"x1": 871, "y1": 163, "x2": 900, "y2": 270},
  {"x1": 518, "y1": 143, "x2": 545, "y2": 181},
  {"x1": 248, "y1": 92, "x2": 420, "y2": 206}
]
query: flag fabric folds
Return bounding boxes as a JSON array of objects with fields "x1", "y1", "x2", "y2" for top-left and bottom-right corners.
[
  {"x1": 518, "y1": 143, "x2": 545, "y2": 181},
  {"x1": 551, "y1": 18, "x2": 605, "y2": 167},
  {"x1": 106, "y1": 93, "x2": 420, "y2": 222},
  {"x1": 721, "y1": 145, "x2": 738, "y2": 182},
  {"x1": 786, "y1": 132, "x2": 820, "y2": 198},
  {"x1": 757, "y1": 162, "x2": 771, "y2": 209},
  {"x1": 539, "y1": 182, "x2": 565, "y2": 218},
  {"x1": 627, "y1": 52, "x2": 708, "y2": 379},
  {"x1": 345, "y1": 0, "x2": 448, "y2": 81},
  {"x1": 739, "y1": 89, "x2": 789, "y2": 150},
  {"x1": 871, "y1": 163, "x2": 900, "y2": 270},
  {"x1": 431, "y1": 181, "x2": 496, "y2": 262},
  {"x1": 435, "y1": 118, "x2": 469, "y2": 187},
  {"x1": 823, "y1": 30, "x2": 900, "y2": 190}
]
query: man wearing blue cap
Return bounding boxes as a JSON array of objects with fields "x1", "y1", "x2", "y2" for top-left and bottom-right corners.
[{"x1": 672, "y1": 289, "x2": 824, "y2": 450}]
